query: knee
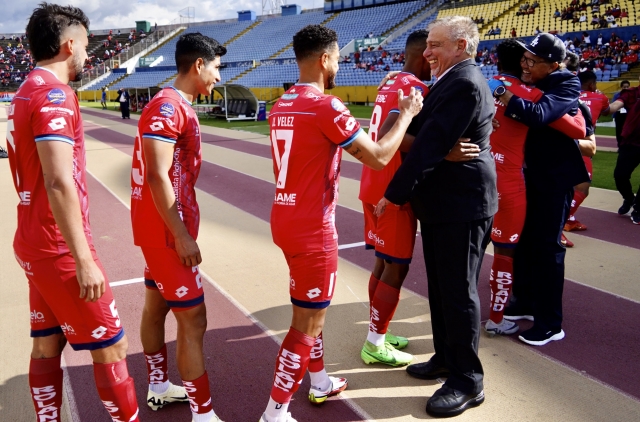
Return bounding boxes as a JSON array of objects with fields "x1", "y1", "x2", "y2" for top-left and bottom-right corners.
[
  {"x1": 176, "y1": 305, "x2": 208, "y2": 337},
  {"x1": 31, "y1": 334, "x2": 66, "y2": 359}
]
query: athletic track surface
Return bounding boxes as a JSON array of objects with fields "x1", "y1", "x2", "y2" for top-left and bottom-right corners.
[{"x1": 0, "y1": 106, "x2": 639, "y2": 422}]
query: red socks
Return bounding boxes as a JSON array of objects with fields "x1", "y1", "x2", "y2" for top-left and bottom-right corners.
[
  {"x1": 569, "y1": 190, "x2": 587, "y2": 221},
  {"x1": 370, "y1": 281, "x2": 401, "y2": 334},
  {"x1": 144, "y1": 344, "x2": 169, "y2": 385},
  {"x1": 489, "y1": 254, "x2": 514, "y2": 323},
  {"x1": 183, "y1": 372, "x2": 213, "y2": 415},
  {"x1": 270, "y1": 327, "x2": 315, "y2": 404},
  {"x1": 308, "y1": 331, "x2": 325, "y2": 373},
  {"x1": 368, "y1": 274, "x2": 380, "y2": 305},
  {"x1": 29, "y1": 356, "x2": 63, "y2": 422},
  {"x1": 93, "y1": 359, "x2": 140, "y2": 422}
]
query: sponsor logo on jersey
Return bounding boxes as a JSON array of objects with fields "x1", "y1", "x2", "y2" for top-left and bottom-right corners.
[
  {"x1": 19, "y1": 191, "x2": 31, "y2": 205},
  {"x1": 48, "y1": 117, "x2": 67, "y2": 131},
  {"x1": 279, "y1": 102, "x2": 293, "y2": 107},
  {"x1": 402, "y1": 76, "x2": 410, "y2": 85},
  {"x1": 273, "y1": 348, "x2": 302, "y2": 393},
  {"x1": 31, "y1": 385, "x2": 59, "y2": 421},
  {"x1": 61, "y1": 323, "x2": 76, "y2": 335},
  {"x1": 331, "y1": 97, "x2": 346, "y2": 111},
  {"x1": 159, "y1": 102, "x2": 175, "y2": 117},
  {"x1": 375, "y1": 94, "x2": 387, "y2": 103},
  {"x1": 386, "y1": 79, "x2": 396, "y2": 85},
  {"x1": 47, "y1": 88, "x2": 66, "y2": 104},
  {"x1": 151, "y1": 115, "x2": 175, "y2": 126},
  {"x1": 34, "y1": 76, "x2": 46, "y2": 86},
  {"x1": 281, "y1": 93, "x2": 298, "y2": 100},
  {"x1": 274, "y1": 192, "x2": 296, "y2": 205},
  {"x1": 40, "y1": 106, "x2": 74, "y2": 116},
  {"x1": 150, "y1": 121, "x2": 164, "y2": 131},
  {"x1": 491, "y1": 151, "x2": 505, "y2": 164},
  {"x1": 491, "y1": 227, "x2": 502, "y2": 238},
  {"x1": 368, "y1": 230, "x2": 385, "y2": 246},
  {"x1": 30, "y1": 310, "x2": 45, "y2": 323}
]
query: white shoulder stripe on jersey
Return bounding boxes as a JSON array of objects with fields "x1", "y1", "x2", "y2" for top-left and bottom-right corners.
[
  {"x1": 142, "y1": 134, "x2": 177, "y2": 144},
  {"x1": 35, "y1": 135, "x2": 74, "y2": 145},
  {"x1": 340, "y1": 128, "x2": 364, "y2": 148}
]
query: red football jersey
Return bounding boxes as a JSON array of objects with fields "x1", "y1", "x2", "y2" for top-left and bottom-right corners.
[
  {"x1": 269, "y1": 84, "x2": 363, "y2": 253},
  {"x1": 7, "y1": 67, "x2": 93, "y2": 261},
  {"x1": 359, "y1": 72, "x2": 429, "y2": 205},
  {"x1": 579, "y1": 90, "x2": 610, "y2": 127},
  {"x1": 131, "y1": 87, "x2": 202, "y2": 248}
]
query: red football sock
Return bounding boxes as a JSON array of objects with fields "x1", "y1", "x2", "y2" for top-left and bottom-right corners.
[
  {"x1": 489, "y1": 254, "x2": 514, "y2": 323},
  {"x1": 93, "y1": 359, "x2": 140, "y2": 422},
  {"x1": 368, "y1": 274, "x2": 380, "y2": 305},
  {"x1": 182, "y1": 372, "x2": 213, "y2": 415},
  {"x1": 308, "y1": 331, "x2": 325, "y2": 373},
  {"x1": 144, "y1": 344, "x2": 168, "y2": 386},
  {"x1": 569, "y1": 190, "x2": 587, "y2": 221},
  {"x1": 370, "y1": 281, "x2": 401, "y2": 334},
  {"x1": 270, "y1": 327, "x2": 315, "y2": 404},
  {"x1": 29, "y1": 356, "x2": 63, "y2": 422}
]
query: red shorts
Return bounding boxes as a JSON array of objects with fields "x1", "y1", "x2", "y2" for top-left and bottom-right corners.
[
  {"x1": 142, "y1": 247, "x2": 204, "y2": 311},
  {"x1": 584, "y1": 156, "x2": 593, "y2": 180},
  {"x1": 17, "y1": 251, "x2": 124, "y2": 351},
  {"x1": 362, "y1": 202, "x2": 417, "y2": 264},
  {"x1": 282, "y1": 248, "x2": 338, "y2": 309},
  {"x1": 491, "y1": 188, "x2": 527, "y2": 248}
]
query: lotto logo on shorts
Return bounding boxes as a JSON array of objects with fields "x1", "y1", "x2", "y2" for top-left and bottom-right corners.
[
  {"x1": 306, "y1": 288, "x2": 322, "y2": 299},
  {"x1": 91, "y1": 326, "x2": 107, "y2": 339},
  {"x1": 274, "y1": 348, "x2": 302, "y2": 393},
  {"x1": 509, "y1": 234, "x2": 519, "y2": 242},
  {"x1": 175, "y1": 286, "x2": 189, "y2": 298},
  {"x1": 30, "y1": 310, "x2": 45, "y2": 324}
]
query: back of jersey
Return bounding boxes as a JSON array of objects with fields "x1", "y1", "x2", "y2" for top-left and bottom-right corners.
[
  {"x1": 359, "y1": 72, "x2": 428, "y2": 205},
  {"x1": 269, "y1": 84, "x2": 362, "y2": 253},
  {"x1": 7, "y1": 68, "x2": 89, "y2": 261},
  {"x1": 579, "y1": 90, "x2": 610, "y2": 127}
]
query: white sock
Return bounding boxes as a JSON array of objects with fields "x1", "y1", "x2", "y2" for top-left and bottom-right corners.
[
  {"x1": 149, "y1": 380, "x2": 170, "y2": 394},
  {"x1": 264, "y1": 397, "x2": 289, "y2": 421},
  {"x1": 309, "y1": 368, "x2": 331, "y2": 391},
  {"x1": 192, "y1": 410, "x2": 216, "y2": 422},
  {"x1": 367, "y1": 330, "x2": 386, "y2": 346}
]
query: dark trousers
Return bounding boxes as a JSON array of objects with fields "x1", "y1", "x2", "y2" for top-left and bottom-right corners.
[
  {"x1": 613, "y1": 144, "x2": 640, "y2": 208},
  {"x1": 512, "y1": 180, "x2": 573, "y2": 332},
  {"x1": 121, "y1": 101, "x2": 130, "y2": 118},
  {"x1": 420, "y1": 217, "x2": 491, "y2": 394},
  {"x1": 614, "y1": 113, "x2": 627, "y2": 147}
]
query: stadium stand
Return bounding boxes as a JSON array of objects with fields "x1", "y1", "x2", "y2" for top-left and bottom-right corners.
[
  {"x1": 110, "y1": 69, "x2": 177, "y2": 90},
  {"x1": 384, "y1": 12, "x2": 438, "y2": 50},
  {"x1": 438, "y1": 0, "x2": 520, "y2": 33}
]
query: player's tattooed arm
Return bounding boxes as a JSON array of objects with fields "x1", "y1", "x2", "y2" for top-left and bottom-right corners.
[{"x1": 344, "y1": 143, "x2": 364, "y2": 160}]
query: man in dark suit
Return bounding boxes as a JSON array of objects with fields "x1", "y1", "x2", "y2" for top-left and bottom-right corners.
[
  {"x1": 375, "y1": 16, "x2": 496, "y2": 418},
  {"x1": 490, "y1": 33, "x2": 589, "y2": 345},
  {"x1": 117, "y1": 88, "x2": 130, "y2": 119}
]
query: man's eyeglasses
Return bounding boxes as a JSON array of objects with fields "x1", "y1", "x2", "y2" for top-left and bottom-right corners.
[{"x1": 520, "y1": 56, "x2": 547, "y2": 67}]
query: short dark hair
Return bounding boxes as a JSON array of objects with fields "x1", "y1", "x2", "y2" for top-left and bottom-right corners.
[
  {"x1": 496, "y1": 39, "x2": 524, "y2": 75},
  {"x1": 293, "y1": 25, "x2": 338, "y2": 61},
  {"x1": 406, "y1": 29, "x2": 429, "y2": 49},
  {"x1": 175, "y1": 32, "x2": 226, "y2": 75},
  {"x1": 621, "y1": 79, "x2": 630, "y2": 87},
  {"x1": 26, "y1": 2, "x2": 90, "y2": 62},
  {"x1": 578, "y1": 70, "x2": 597, "y2": 85},
  {"x1": 564, "y1": 51, "x2": 580, "y2": 72}
]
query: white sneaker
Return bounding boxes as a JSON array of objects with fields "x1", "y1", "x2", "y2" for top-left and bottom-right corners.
[
  {"x1": 308, "y1": 376, "x2": 348, "y2": 404},
  {"x1": 147, "y1": 382, "x2": 189, "y2": 411},
  {"x1": 259, "y1": 412, "x2": 297, "y2": 422},
  {"x1": 484, "y1": 319, "x2": 519, "y2": 337}
]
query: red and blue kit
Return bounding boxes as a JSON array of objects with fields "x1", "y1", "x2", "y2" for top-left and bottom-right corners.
[
  {"x1": 131, "y1": 87, "x2": 204, "y2": 310},
  {"x1": 359, "y1": 73, "x2": 427, "y2": 263},
  {"x1": 269, "y1": 83, "x2": 362, "y2": 308},
  {"x1": 7, "y1": 68, "x2": 123, "y2": 350},
  {"x1": 580, "y1": 90, "x2": 610, "y2": 178}
]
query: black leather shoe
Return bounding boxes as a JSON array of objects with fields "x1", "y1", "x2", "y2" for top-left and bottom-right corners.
[
  {"x1": 406, "y1": 359, "x2": 450, "y2": 380},
  {"x1": 426, "y1": 385, "x2": 484, "y2": 417}
]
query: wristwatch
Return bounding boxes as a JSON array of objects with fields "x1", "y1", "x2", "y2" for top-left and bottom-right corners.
[{"x1": 493, "y1": 85, "x2": 507, "y2": 97}]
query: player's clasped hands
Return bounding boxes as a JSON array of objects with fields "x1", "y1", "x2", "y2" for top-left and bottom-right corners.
[{"x1": 398, "y1": 86, "x2": 423, "y2": 117}]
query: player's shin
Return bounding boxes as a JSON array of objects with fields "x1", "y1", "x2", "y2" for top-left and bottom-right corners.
[
  {"x1": 368, "y1": 274, "x2": 381, "y2": 306},
  {"x1": 182, "y1": 372, "x2": 216, "y2": 421},
  {"x1": 368, "y1": 281, "x2": 401, "y2": 346},
  {"x1": 93, "y1": 359, "x2": 140, "y2": 422},
  {"x1": 308, "y1": 331, "x2": 330, "y2": 391},
  {"x1": 265, "y1": 327, "x2": 314, "y2": 420},
  {"x1": 489, "y1": 254, "x2": 514, "y2": 323},
  {"x1": 145, "y1": 344, "x2": 169, "y2": 393},
  {"x1": 29, "y1": 356, "x2": 64, "y2": 422},
  {"x1": 568, "y1": 190, "x2": 587, "y2": 221}
]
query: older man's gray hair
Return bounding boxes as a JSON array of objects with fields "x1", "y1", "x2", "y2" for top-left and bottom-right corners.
[{"x1": 428, "y1": 16, "x2": 479, "y2": 57}]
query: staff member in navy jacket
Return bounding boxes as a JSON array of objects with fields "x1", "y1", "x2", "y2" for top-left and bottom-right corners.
[
  {"x1": 489, "y1": 33, "x2": 589, "y2": 346},
  {"x1": 377, "y1": 16, "x2": 496, "y2": 418}
]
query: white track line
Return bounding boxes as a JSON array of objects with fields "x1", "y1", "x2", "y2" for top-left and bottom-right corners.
[
  {"x1": 338, "y1": 241, "x2": 366, "y2": 250},
  {"x1": 109, "y1": 277, "x2": 144, "y2": 287}
]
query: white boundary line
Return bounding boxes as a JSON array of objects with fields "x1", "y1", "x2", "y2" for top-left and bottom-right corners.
[
  {"x1": 338, "y1": 241, "x2": 366, "y2": 250},
  {"x1": 109, "y1": 277, "x2": 144, "y2": 287}
]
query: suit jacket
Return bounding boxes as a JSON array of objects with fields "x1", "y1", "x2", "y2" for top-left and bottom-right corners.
[
  {"x1": 504, "y1": 69, "x2": 589, "y2": 190},
  {"x1": 384, "y1": 59, "x2": 498, "y2": 224}
]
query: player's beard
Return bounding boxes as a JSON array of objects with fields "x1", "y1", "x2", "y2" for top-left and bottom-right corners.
[
  {"x1": 70, "y1": 51, "x2": 84, "y2": 82},
  {"x1": 327, "y1": 70, "x2": 337, "y2": 90}
]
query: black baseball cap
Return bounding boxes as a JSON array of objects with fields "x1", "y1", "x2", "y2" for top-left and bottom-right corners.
[{"x1": 519, "y1": 33, "x2": 566, "y2": 62}]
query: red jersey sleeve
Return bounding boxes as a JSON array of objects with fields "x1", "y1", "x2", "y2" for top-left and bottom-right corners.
[
  {"x1": 618, "y1": 88, "x2": 637, "y2": 109},
  {"x1": 598, "y1": 92, "x2": 611, "y2": 117},
  {"x1": 318, "y1": 96, "x2": 363, "y2": 147},
  {"x1": 140, "y1": 99, "x2": 183, "y2": 144},
  {"x1": 30, "y1": 87, "x2": 78, "y2": 145}
]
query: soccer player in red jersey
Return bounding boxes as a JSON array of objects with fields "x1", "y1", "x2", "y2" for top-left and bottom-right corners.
[
  {"x1": 563, "y1": 70, "x2": 610, "y2": 232},
  {"x1": 131, "y1": 33, "x2": 225, "y2": 422},
  {"x1": 6, "y1": 4, "x2": 139, "y2": 421},
  {"x1": 486, "y1": 40, "x2": 588, "y2": 335},
  {"x1": 358, "y1": 30, "x2": 431, "y2": 367},
  {"x1": 262, "y1": 25, "x2": 422, "y2": 422}
]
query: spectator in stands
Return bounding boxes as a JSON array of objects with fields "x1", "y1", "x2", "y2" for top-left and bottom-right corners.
[
  {"x1": 495, "y1": 26, "x2": 501, "y2": 35},
  {"x1": 511, "y1": 28, "x2": 517, "y2": 38},
  {"x1": 554, "y1": 8, "x2": 561, "y2": 17},
  {"x1": 621, "y1": 8, "x2": 629, "y2": 19},
  {"x1": 485, "y1": 27, "x2": 495, "y2": 37},
  {"x1": 591, "y1": 14, "x2": 600, "y2": 25},
  {"x1": 117, "y1": 88, "x2": 130, "y2": 119},
  {"x1": 580, "y1": 13, "x2": 587, "y2": 22}
]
